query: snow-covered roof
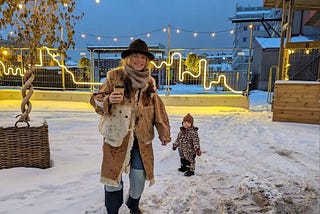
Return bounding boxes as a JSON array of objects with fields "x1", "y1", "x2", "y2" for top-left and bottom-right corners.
[
  {"x1": 255, "y1": 36, "x2": 313, "y2": 49},
  {"x1": 236, "y1": 10, "x2": 271, "y2": 16}
]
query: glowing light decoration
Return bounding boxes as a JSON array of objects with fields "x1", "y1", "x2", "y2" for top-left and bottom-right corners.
[
  {"x1": 0, "y1": 49, "x2": 43, "y2": 76},
  {"x1": 43, "y1": 46, "x2": 102, "y2": 86},
  {"x1": 151, "y1": 52, "x2": 243, "y2": 94}
]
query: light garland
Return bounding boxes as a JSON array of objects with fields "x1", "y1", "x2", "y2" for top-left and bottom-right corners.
[
  {"x1": 151, "y1": 52, "x2": 243, "y2": 93},
  {"x1": 1, "y1": 47, "x2": 241, "y2": 93},
  {"x1": 75, "y1": 25, "x2": 235, "y2": 43}
]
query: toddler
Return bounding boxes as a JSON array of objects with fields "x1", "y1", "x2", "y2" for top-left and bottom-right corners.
[{"x1": 173, "y1": 113, "x2": 201, "y2": 176}]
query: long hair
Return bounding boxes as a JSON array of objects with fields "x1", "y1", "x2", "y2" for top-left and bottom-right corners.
[{"x1": 120, "y1": 55, "x2": 153, "y2": 71}]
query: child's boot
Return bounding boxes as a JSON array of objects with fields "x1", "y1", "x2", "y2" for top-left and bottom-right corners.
[
  {"x1": 178, "y1": 158, "x2": 187, "y2": 172},
  {"x1": 184, "y1": 168, "x2": 195, "y2": 177}
]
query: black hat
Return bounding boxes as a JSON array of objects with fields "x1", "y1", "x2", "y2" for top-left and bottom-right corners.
[{"x1": 121, "y1": 39, "x2": 155, "y2": 60}]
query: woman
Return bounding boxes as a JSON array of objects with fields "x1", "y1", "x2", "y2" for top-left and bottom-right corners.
[{"x1": 90, "y1": 39, "x2": 171, "y2": 214}]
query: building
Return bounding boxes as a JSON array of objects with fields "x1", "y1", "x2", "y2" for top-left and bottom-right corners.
[{"x1": 251, "y1": 36, "x2": 314, "y2": 90}]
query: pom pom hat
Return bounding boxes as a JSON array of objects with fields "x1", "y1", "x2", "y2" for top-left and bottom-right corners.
[
  {"x1": 121, "y1": 39, "x2": 155, "y2": 60},
  {"x1": 183, "y1": 113, "x2": 194, "y2": 126}
]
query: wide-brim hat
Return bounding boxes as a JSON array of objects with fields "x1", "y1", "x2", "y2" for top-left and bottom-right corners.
[{"x1": 121, "y1": 39, "x2": 155, "y2": 60}]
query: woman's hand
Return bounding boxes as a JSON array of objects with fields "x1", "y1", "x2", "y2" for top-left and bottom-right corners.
[{"x1": 109, "y1": 91, "x2": 124, "y2": 104}]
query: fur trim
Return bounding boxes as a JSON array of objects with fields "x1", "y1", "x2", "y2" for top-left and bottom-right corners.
[{"x1": 99, "y1": 105, "x2": 132, "y2": 147}]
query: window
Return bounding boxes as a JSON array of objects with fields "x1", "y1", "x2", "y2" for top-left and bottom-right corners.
[
  {"x1": 243, "y1": 26, "x2": 248, "y2": 31},
  {"x1": 242, "y1": 37, "x2": 247, "y2": 42}
]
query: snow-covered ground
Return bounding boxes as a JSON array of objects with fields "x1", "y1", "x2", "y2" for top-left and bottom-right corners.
[{"x1": 0, "y1": 90, "x2": 319, "y2": 214}]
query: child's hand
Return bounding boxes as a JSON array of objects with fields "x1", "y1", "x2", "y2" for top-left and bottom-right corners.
[
  {"x1": 195, "y1": 149, "x2": 201, "y2": 156},
  {"x1": 172, "y1": 145, "x2": 177, "y2": 151}
]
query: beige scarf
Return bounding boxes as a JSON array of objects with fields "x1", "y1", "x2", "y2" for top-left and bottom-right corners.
[{"x1": 125, "y1": 65, "x2": 149, "y2": 89}]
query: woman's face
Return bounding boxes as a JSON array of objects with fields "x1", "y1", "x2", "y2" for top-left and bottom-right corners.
[{"x1": 129, "y1": 53, "x2": 148, "y2": 71}]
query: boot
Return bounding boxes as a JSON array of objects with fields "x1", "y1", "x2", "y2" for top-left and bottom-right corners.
[
  {"x1": 178, "y1": 166, "x2": 187, "y2": 172},
  {"x1": 105, "y1": 188, "x2": 123, "y2": 214},
  {"x1": 184, "y1": 169, "x2": 194, "y2": 177},
  {"x1": 178, "y1": 158, "x2": 187, "y2": 172},
  {"x1": 127, "y1": 195, "x2": 141, "y2": 214}
]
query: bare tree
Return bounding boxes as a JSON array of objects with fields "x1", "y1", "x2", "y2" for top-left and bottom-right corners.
[{"x1": 0, "y1": 0, "x2": 83, "y2": 124}]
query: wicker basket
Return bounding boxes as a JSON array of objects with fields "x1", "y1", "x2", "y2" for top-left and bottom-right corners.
[{"x1": 0, "y1": 121, "x2": 50, "y2": 169}]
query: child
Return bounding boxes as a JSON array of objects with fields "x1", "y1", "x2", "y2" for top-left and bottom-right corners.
[{"x1": 172, "y1": 113, "x2": 201, "y2": 176}]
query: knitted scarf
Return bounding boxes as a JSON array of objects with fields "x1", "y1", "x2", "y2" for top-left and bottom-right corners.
[{"x1": 124, "y1": 65, "x2": 149, "y2": 89}]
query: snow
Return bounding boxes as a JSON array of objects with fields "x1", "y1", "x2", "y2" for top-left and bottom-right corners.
[
  {"x1": 255, "y1": 36, "x2": 313, "y2": 49},
  {"x1": 0, "y1": 90, "x2": 319, "y2": 214}
]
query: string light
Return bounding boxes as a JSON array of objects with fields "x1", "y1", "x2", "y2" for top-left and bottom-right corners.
[
  {"x1": 113, "y1": 37, "x2": 118, "y2": 42},
  {"x1": 75, "y1": 25, "x2": 235, "y2": 43}
]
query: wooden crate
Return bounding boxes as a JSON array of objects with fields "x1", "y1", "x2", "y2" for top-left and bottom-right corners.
[{"x1": 272, "y1": 80, "x2": 320, "y2": 125}]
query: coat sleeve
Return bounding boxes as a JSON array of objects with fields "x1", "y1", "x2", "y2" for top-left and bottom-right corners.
[
  {"x1": 153, "y1": 94, "x2": 171, "y2": 143},
  {"x1": 90, "y1": 71, "x2": 114, "y2": 115},
  {"x1": 192, "y1": 130, "x2": 200, "y2": 150},
  {"x1": 173, "y1": 131, "x2": 182, "y2": 148}
]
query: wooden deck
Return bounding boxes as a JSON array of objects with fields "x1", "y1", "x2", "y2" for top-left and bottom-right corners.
[{"x1": 272, "y1": 80, "x2": 320, "y2": 124}]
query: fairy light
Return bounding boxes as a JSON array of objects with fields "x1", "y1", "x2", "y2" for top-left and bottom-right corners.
[
  {"x1": 113, "y1": 37, "x2": 118, "y2": 42},
  {"x1": 151, "y1": 52, "x2": 243, "y2": 93},
  {"x1": 0, "y1": 49, "x2": 43, "y2": 76},
  {"x1": 81, "y1": 33, "x2": 86, "y2": 38},
  {"x1": 75, "y1": 25, "x2": 235, "y2": 42},
  {"x1": 95, "y1": 0, "x2": 100, "y2": 3},
  {"x1": 97, "y1": 36, "x2": 101, "y2": 41},
  {"x1": 18, "y1": 4, "x2": 23, "y2": 9},
  {"x1": 44, "y1": 46, "x2": 102, "y2": 86}
]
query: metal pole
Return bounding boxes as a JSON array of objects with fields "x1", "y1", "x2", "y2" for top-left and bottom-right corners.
[
  {"x1": 60, "y1": 26, "x2": 65, "y2": 91},
  {"x1": 166, "y1": 24, "x2": 171, "y2": 96},
  {"x1": 246, "y1": 22, "x2": 253, "y2": 95}
]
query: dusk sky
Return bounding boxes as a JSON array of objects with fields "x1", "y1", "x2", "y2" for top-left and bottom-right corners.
[{"x1": 74, "y1": 0, "x2": 264, "y2": 49}]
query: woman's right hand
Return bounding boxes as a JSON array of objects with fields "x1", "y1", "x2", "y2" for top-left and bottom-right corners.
[{"x1": 109, "y1": 91, "x2": 124, "y2": 104}]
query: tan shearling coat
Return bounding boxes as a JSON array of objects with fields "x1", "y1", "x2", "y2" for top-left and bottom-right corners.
[{"x1": 90, "y1": 67, "x2": 171, "y2": 187}]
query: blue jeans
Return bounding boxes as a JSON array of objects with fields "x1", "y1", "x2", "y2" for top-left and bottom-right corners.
[{"x1": 104, "y1": 137, "x2": 146, "y2": 213}]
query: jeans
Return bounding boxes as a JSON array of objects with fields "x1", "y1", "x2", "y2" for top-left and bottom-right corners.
[{"x1": 104, "y1": 137, "x2": 146, "y2": 213}]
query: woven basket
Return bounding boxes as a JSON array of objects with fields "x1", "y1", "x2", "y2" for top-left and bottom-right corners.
[{"x1": 0, "y1": 122, "x2": 50, "y2": 169}]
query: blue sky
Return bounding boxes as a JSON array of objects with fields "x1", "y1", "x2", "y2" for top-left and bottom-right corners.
[{"x1": 74, "y1": 0, "x2": 263, "y2": 49}]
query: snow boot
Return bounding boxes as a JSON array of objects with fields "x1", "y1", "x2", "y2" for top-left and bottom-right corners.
[
  {"x1": 178, "y1": 158, "x2": 187, "y2": 172},
  {"x1": 184, "y1": 169, "x2": 194, "y2": 177},
  {"x1": 127, "y1": 195, "x2": 141, "y2": 214},
  {"x1": 105, "y1": 188, "x2": 123, "y2": 214}
]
